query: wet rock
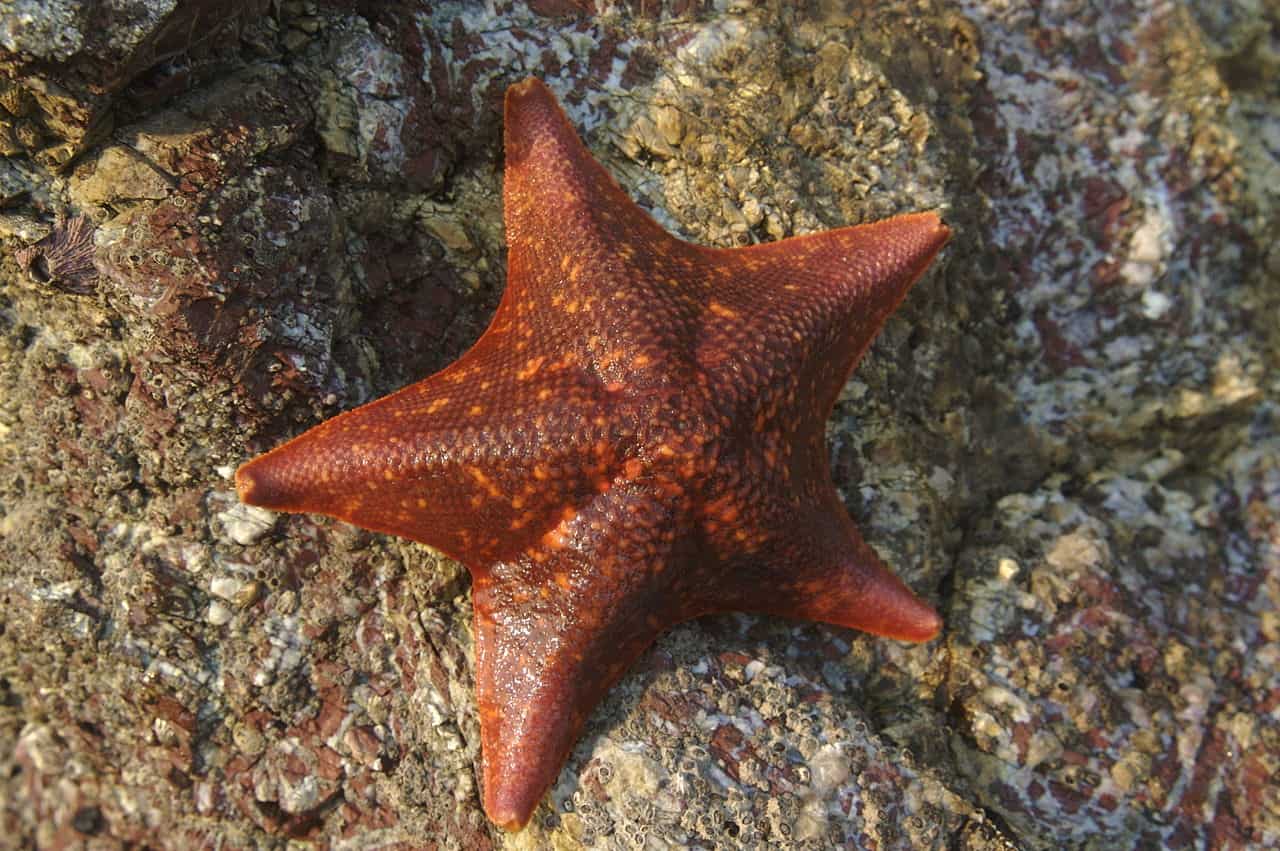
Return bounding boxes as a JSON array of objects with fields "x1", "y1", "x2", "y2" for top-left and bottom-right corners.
[
  {"x1": 0, "y1": 0, "x2": 273, "y2": 167},
  {"x1": 0, "y1": 0, "x2": 1275, "y2": 848}
]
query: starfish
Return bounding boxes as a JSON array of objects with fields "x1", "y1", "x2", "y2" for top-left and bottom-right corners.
[{"x1": 236, "y1": 77, "x2": 950, "y2": 831}]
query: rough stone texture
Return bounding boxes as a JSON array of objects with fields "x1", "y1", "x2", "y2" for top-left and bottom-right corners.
[
  {"x1": 0, "y1": 1, "x2": 1275, "y2": 849},
  {"x1": 0, "y1": 0, "x2": 272, "y2": 168}
]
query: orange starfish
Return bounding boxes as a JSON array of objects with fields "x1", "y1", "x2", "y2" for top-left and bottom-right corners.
[{"x1": 237, "y1": 77, "x2": 950, "y2": 830}]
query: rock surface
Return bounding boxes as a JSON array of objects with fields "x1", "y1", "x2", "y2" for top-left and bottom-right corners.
[{"x1": 0, "y1": 1, "x2": 1275, "y2": 848}]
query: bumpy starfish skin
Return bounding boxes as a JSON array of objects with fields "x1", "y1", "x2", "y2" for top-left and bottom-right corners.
[{"x1": 237, "y1": 77, "x2": 950, "y2": 830}]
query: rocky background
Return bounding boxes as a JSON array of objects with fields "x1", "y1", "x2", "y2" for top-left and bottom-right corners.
[{"x1": 0, "y1": 1, "x2": 1276, "y2": 848}]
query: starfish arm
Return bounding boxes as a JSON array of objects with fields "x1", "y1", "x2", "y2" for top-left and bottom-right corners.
[
  {"x1": 500, "y1": 79, "x2": 713, "y2": 393},
  {"x1": 469, "y1": 477, "x2": 693, "y2": 830},
  {"x1": 705, "y1": 489, "x2": 941, "y2": 642},
  {"x1": 694, "y1": 212, "x2": 951, "y2": 425},
  {"x1": 234, "y1": 350, "x2": 632, "y2": 567},
  {"x1": 502, "y1": 77, "x2": 673, "y2": 286}
]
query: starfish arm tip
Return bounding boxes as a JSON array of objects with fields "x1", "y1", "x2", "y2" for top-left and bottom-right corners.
[
  {"x1": 897, "y1": 604, "x2": 944, "y2": 643},
  {"x1": 830, "y1": 589, "x2": 943, "y2": 644},
  {"x1": 896, "y1": 209, "x2": 952, "y2": 263},
  {"x1": 507, "y1": 75, "x2": 551, "y2": 101},
  {"x1": 504, "y1": 76, "x2": 560, "y2": 142},
  {"x1": 483, "y1": 786, "x2": 537, "y2": 833},
  {"x1": 860, "y1": 574, "x2": 944, "y2": 643},
  {"x1": 234, "y1": 460, "x2": 266, "y2": 506},
  {"x1": 234, "y1": 453, "x2": 298, "y2": 512}
]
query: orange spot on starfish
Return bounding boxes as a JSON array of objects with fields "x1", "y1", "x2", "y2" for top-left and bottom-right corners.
[{"x1": 235, "y1": 77, "x2": 950, "y2": 832}]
